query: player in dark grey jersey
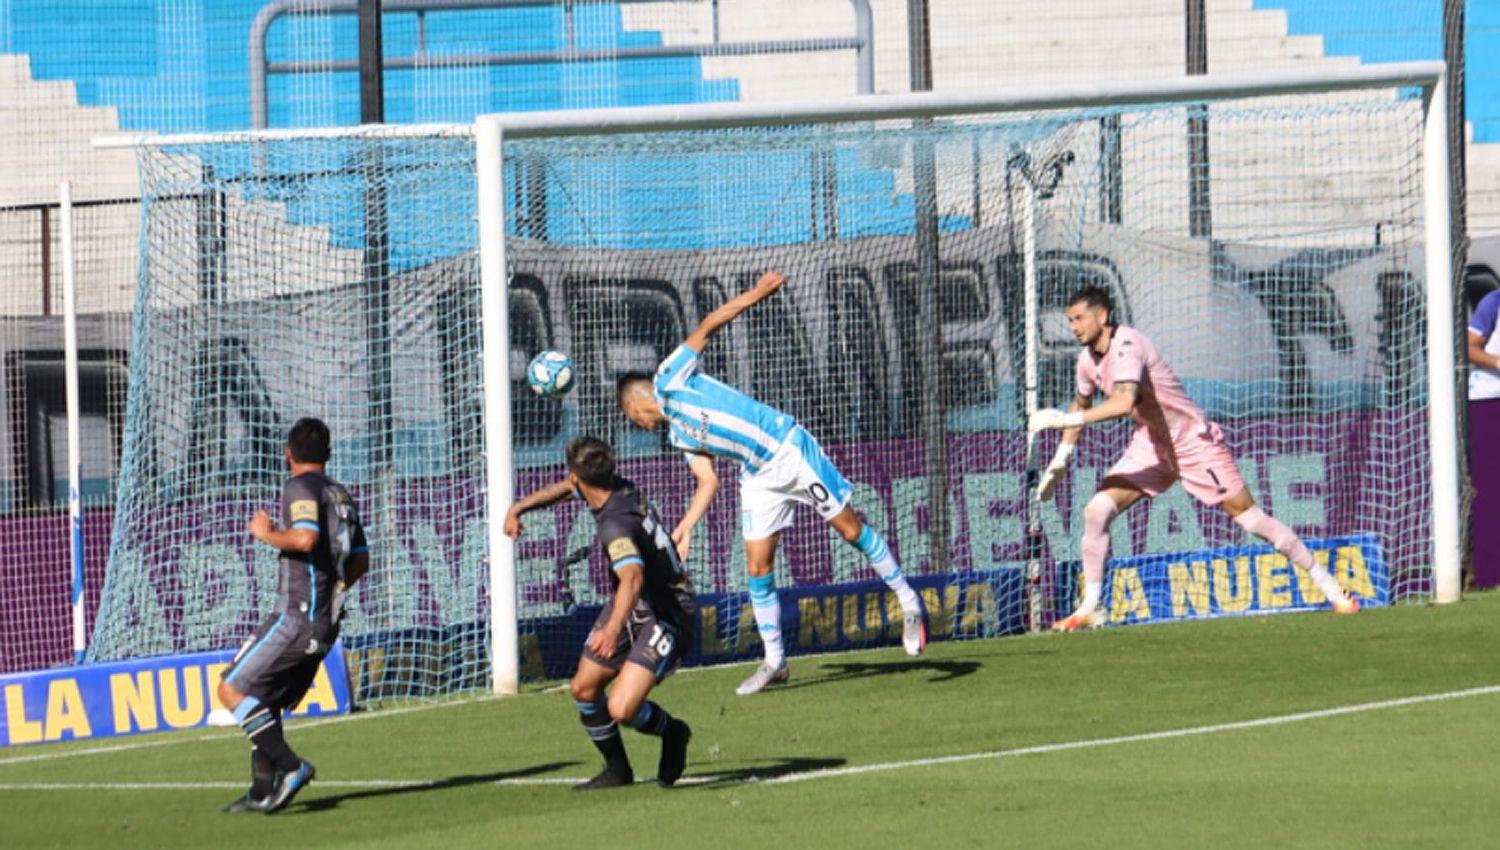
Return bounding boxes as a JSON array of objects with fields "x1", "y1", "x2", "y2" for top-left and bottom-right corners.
[
  {"x1": 505, "y1": 437, "x2": 694, "y2": 790},
  {"x1": 217, "y1": 417, "x2": 369, "y2": 814}
]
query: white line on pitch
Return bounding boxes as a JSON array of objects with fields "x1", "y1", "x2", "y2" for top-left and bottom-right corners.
[
  {"x1": 762, "y1": 683, "x2": 1500, "y2": 784},
  {"x1": 0, "y1": 683, "x2": 1494, "y2": 792},
  {"x1": 0, "y1": 694, "x2": 504, "y2": 768},
  {"x1": 0, "y1": 642, "x2": 925, "y2": 769}
]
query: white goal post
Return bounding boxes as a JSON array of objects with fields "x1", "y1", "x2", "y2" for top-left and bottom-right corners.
[
  {"x1": 97, "y1": 60, "x2": 1460, "y2": 701},
  {"x1": 470, "y1": 60, "x2": 1459, "y2": 693}
]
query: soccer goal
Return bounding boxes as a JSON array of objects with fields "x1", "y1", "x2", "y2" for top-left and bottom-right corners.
[{"x1": 91, "y1": 61, "x2": 1459, "y2": 700}]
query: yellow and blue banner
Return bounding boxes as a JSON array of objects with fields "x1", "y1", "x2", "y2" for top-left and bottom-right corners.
[
  {"x1": 1088, "y1": 534, "x2": 1388, "y2": 625},
  {"x1": 0, "y1": 642, "x2": 351, "y2": 747}
]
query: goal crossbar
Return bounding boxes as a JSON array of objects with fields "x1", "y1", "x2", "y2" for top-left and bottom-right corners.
[
  {"x1": 96, "y1": 60, "x2": 1444, "y2": 150},
  {"x1": 93, "y1": 60, "x2": 1462, "y2": 700}
]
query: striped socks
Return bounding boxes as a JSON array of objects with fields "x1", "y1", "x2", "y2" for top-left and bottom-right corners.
[
  {"x1": 855, "y1": 525, "x2": 920, "y2": 614},
  {"x1": 748, "y1": 573, "x2": 785, "y2": 668}
]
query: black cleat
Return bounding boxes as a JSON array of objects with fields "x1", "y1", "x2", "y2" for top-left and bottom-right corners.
[
  {"x1": 262, "y1": 760, "x2": 315, "y2": 814},
  {"x1": 223, "y1": 792, "x2": 271, "y2": 813},
  {"x1": 573, "y1": 767, "x2": 634, "y2": 791},
  {"x1": 657, "y1": 720, "x2": 692, "y2": 787}
]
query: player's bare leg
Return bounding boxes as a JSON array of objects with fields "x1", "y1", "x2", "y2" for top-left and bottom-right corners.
[
  {"x1": 1055, "y1": 483, "x2": 1146, "y2": 631},
  {"x1": 1220, "y1": 489, "x2": 1359, "y2": 613},
  {"x1": 571, "y1": 657, "x2": 634, "y2": 789},
  {"x1": 827, "y1": 507, "x2": 926, "y2": 655},
  {"x1": 607, "y1": 663, "x2": 692, "y2": 787},
  {"x1": 737, "y1": 535, "x2": 790, "y2": 695}
]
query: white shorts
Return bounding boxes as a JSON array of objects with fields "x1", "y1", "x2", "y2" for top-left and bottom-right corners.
[{"x1": 740, "y1": 426, "x2": 855, "y2": 541}]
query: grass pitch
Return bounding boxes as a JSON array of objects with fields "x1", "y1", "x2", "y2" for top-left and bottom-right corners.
[{"x1": 2, "y1": 593, "x2": 1497, "y2": 849}]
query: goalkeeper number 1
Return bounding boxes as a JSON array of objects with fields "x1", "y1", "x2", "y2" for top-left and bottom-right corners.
[{"x1": 1026, "y1": 285, "x2": 1360, "y2": 631}]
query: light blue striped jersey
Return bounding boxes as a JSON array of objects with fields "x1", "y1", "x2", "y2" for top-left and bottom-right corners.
[{"x1": 653, "y1": 344, "x2": 796, "y2": 474}]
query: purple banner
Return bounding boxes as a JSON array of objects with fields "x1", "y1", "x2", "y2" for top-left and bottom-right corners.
[{"x1": 2, "y1": 410, "x2": 1434, "y2": 676}]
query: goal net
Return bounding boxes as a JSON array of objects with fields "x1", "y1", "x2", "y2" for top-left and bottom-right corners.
[{"x1": 90, "y1": 73, "x2": 1450, "y2": 700}]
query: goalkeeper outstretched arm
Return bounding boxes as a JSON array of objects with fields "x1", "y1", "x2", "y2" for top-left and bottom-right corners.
[
  {"x1": 1030, "y1": 381, "x2": 1138, "y2": 434},
  {"x1": 1030, "y1": 383, "x2": 1137, "y2": 501},
  {"x1": 1035, "y1": 393, "x2": 1090, "y2": 501}
]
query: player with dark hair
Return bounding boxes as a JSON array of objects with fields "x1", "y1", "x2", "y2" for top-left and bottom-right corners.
[
  {"x1": 504, "y1": 437, "x2": 695, "y2": 790},
  {"x1": 218, "y1": 417, "x2": 369, "y2": 813},
  {"x1": 1029, "y1": 286, "x2": 1359, "y2": 629},
  {"x1": 617, "y1": 270, "x2": 925, "y2": 697}
]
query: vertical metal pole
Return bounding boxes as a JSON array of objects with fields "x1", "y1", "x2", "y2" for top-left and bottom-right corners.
[
  {"x1": 907, "y1": 0, "x2": 949, "y2": 575},
  {"x1": 60, "y1": 181, "x2": 86, "y2": 665},
  {"x1": 1020, "y1": 178, "x2": 1043, "y2": 630},
  {"x1": 359, "y1": 0, "x2": 385, "y2": 125},
  {"x1": 477, "y1": 118, "x2": 519, "y2": 693},
  {"x1": 1186, "y1": 0, "x2": 1211, "y2": 238},
  {"x1": 360, "y1": 0, "x2": 395, "y2": 620},
  {"x1": 1443, "y1": 0, "x2": 1473, "y2": 585},
  {"x1": 851, "y1": 0, "x2": 874, "y2": 95},
  {"x1": 1424, "y1": 77, "x2": 1461, "y2": 604},
  {"x1": 1099, "y1": 114, "x2": 1122, "y2": 224},
  {"x1": 40, "y1": 207, "x2": 51, "y2": 316}
]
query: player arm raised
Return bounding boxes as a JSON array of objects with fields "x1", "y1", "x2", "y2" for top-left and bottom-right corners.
[
  {"x1": 670, "y1": 455, "x2": 720, "y2": 562},
  {"x1": 503, "y1": 479, "x2": 576, "y2": 539},
  {"x1": 682, "y1": 270, "x2": 784, "y2": 353}
]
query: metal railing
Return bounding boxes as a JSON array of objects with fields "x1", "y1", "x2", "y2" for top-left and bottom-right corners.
[
  {"x1": 250, "y1": 0, "x2": 875, "y2": 129},
  {"x1": 0, "y1": 197, "x2": 140, "y2": 317}
]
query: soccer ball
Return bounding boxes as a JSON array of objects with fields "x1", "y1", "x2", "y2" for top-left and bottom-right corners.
[{"x1": 526, "y1": 350, "x2": 575, "y2": 399}]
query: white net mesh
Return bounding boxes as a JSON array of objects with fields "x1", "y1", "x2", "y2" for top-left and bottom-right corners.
[{"x1": 94, "y1": 84, "x2": 1432, "y2": 696}]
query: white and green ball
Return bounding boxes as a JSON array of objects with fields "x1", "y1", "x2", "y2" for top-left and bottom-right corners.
[{"x1": 526, "y1": 350, "x2": 575, "y2": 399}]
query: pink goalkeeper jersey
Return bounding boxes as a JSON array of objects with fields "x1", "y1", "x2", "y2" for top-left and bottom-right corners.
[{"x1": 1075, "y1": 325, "x2": 1213, "y2": 453}]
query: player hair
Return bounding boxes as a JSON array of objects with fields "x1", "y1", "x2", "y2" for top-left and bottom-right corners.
[
  {"x1": 616, "y1": 371, "x2": 653, "y2": 401},
  {"x1": 286, "y1": 417, "x2": 332, "y2": 463},
  {"x1": 566, "y1": 436, "x2": 616, "y2": 488},
  {"x1": 1068, "y1": 285, "x2": 1115, "y2": 321}
]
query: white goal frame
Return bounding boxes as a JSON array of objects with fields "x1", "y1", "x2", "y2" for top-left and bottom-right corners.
[{"x1": 99, "y1": 60, "x2": 1461, "y2": 697}]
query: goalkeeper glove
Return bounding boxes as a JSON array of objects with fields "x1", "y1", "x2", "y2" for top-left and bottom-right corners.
[
  {"x1": 1036, "y1": 442, "x2": 1074, "y2": 502},
  {"x1": 1028, "y1": 407, "x2": 1085, "y2": 436}
]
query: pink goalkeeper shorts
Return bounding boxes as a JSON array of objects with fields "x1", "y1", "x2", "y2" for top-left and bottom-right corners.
[{"x1": 1101, "y1": 424, "x2": 1246, "y2": 506}]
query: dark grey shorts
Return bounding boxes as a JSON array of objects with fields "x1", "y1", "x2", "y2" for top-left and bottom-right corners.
[
  {"x1": 581, "y1": 604, "x2": 690, "y2": 682},
  {"x1": 223, "y1": 613, "x2": 333, "y2": 710}
]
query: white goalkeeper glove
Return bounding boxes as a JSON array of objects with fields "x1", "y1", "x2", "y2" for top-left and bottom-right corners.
[
  {"x1": 1028, "y1": 407, "x2": 1085, "y2": 436},
  {"x1": 1035, "y1": 442, "x2": 1074, "y2": 502}
]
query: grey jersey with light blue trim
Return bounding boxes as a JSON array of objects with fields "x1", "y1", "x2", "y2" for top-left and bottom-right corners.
[
  {"x1": 592, "y1": 478, "x2": 696, "y2": 629},
  {"x1": 275, "y1": 471, "x2": 366, "y2": 623}
]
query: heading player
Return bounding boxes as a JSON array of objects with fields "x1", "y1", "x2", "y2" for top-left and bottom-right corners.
[
  {"x1": 219, "y1": 417, "x2": 368, "y2": 814},
  {"x1": 617, "y1": 270, "x2": 926, "y2": 697},
  {"x1": 1028, "y1": 286, "x2": 1359, "y2": 629},
  {"x1": 505, "y1": 437, "x2": 695, "y2": 790}
]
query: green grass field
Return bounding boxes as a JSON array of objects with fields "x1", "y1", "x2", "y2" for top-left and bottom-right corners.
[{"x1": 3, "y1": 593, "x2": 1497, "y2": 849}]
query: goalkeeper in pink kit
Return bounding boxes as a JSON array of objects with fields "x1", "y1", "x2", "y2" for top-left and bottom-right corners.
[{"x1": 1029, "y1": 286, "x2": 1360, "y2": 629}]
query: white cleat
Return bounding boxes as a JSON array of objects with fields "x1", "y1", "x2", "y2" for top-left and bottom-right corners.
[
  {"x1": 902, "y1": 610, "x2": 927, "y2": 656},
  {"x1": 1051, "y1": 607, "x2": 1105, "y2": 632},
  {"x1": 735, "y1": 660, "x2": 789, "y2": 696}
]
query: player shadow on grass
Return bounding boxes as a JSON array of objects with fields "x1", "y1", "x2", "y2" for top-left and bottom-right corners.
[
  {"x1": 292, "y1": 760, "x2": 581, "y2": 813},
  {"x1": 680, "y1": 756, "x2": 847, "y2": 789},
  {"x1": 774, "y1": 659, "x2": 981, "y2": 691}
]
